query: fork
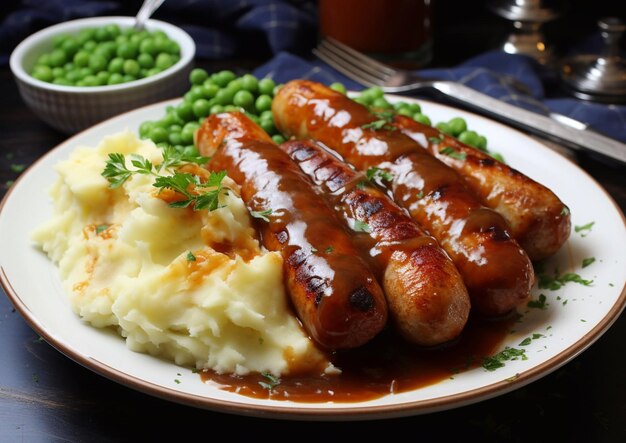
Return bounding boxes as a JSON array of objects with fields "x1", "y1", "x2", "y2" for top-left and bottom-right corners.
[{"x1": 313, "y1": 38, "x2": 626, "y2": 165}]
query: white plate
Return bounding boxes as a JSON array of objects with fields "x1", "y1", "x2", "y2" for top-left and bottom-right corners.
[{"x1": 1, "y1": 97, "x2": 625, "y2": 420}]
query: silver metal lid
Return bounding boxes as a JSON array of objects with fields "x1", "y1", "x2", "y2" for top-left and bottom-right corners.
[
  {"x1": 488, "y1": 0, "x2": 563, "y2": 23},
  {"x1": 560, "y1": 18, "x2": 626, "y2": 103}
]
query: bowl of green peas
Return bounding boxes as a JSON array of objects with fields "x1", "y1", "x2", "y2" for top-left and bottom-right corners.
[{"x1": 9, "y1": 16, "x2": 195, "y2": 134}]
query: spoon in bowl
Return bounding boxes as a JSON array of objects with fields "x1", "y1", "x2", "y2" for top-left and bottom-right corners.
[{"x1": 134, "y1": 0, "x2": 166, "y2": 31}]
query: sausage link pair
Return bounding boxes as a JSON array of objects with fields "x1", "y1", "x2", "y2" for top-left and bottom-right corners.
[
  {"x1": 280, "y1": 139, "x2": 470, "y2": 346},
  {"x1": 273, "y1": 80, "x2": 534, "y2": 317},
  {"x1": 195, "y1": 112, "x2": 387, "y2": 350},
  {"x1": 391, "y1": 115, "x2": 571, "y2": 261}
]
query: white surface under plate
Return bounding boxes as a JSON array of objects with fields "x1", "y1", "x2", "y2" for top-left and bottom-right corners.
[{"x1": 1, "y1": 96, "x2": 625, "y2": 420}]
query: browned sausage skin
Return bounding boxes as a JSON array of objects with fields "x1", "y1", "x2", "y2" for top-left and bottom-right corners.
[
  {"x1": 280, "y1": 139, "x2": 470, "y2": 346},
  {"x1": 273, "y1": 80, "x2": 534, "y2": 317},
  {"x1": 391, "y1": 115, "x2": 571, "y2": 261},
  {"x1": 196, "y1": 112, "x2": 388, "y2": 350}
]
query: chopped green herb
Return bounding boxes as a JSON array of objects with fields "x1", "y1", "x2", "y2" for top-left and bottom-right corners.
[
  {"x1": 356, "y1": 180, "x2": 367, "y2": 190},
  {"x1": 416, "y1": 191, "x2": 424, "y2": 199},
  {"x1": 5, "y1": 180, "x2": 14, "y2": 188},
  {"x1": 353, "y1": 219, "x2": 371, "y2": 233},
  {"x1": 365, "y1": 166, "x2": 394, "y2": 182},
  {"x1": 609, "y1": 283, "x2": 614, "y2": 287},
  {"x1": 519, "y1": 337, "x2": 532, "y2": 346},
  {"x1": 310, "y1": 247, "x2": 318, "y2": 253},
  {"x1": 153, "y1": 170, "x2": 227, "y2": 211},
  {"x1": 33, "y1": 336, "x2": 44, "y2": 343},
  {"x1": 191, "y1": 368, "x2": 199, "y2": 373},
  {"x1": 428, "y1": 136, "x2": 443, "y2": 145},
  {"x1": 10, "y1": 163, "x2": 25, "y2": 173},
  {"x1": 324, "y1": 246, "x2": 334, "y2": 254},
  {"x1": 258, "y1": 372, "x2": 280, "y2": 392},
  {"x1": 527, "y1": 293, "x2": 547, "y2": 309},
  {"x1": 186, "y1": 251, "x2": 196, "y2": 261},
  {"x1": 538, "y1": 271, "x2": 593, "y2": 290},
  {"x1": 482, "y1": 347, "x2": 527, "y2": 371},
  {"x1": 581, "y1": 319, "x2": 587, "y2": 322},
  {"x1": 574, "y1": 221, "x2": 595, "y2": 237},
  {"x1": 250, "y1": 208, "x2": 273, "y2": 222},
  {"x1": 563, "y1": 299, "x2": 568, "y2": 306},
  {"x1": 582, "y1": 257, "x2": 595, "y2": 268},
  {"x1": 560, "y1": 206, "x2": 570, "y2": 216},
  {"x1": 361, "y1": 119, "x2": 395, "y2": 131},
  {"x1": 532, "y1": 333, "x2": 544, "y2": 340},
  {"x1": 95, "y1": 224, "x2": 109, "y2": 234},
  {"x1": 174, "y1": 379, "x2": 181, "y2": 384},
  {"x1": 439, "y1": 146, "x2": 467, "y2": 161}
]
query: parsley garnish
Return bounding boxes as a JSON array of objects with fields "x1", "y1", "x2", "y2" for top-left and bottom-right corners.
[
  {"x1": 527, "y1": 293, "x2": 547, "y2": 310},
  {"x1": 416, "y1": 190, "x2": 424, "y2": 199},
  {"x1": 365, "y1": 166, "x2": 393, "y2": 182},
  {"x1": 258, "y1": 372, "x2": 280, "y2": 392},
  {"x1": 353, "y1": 219, "x2": 371, "y2": 233},
  {"x1": 324, "y1": 246, "x2": 334, "y2": 254},
  {"x1": 439, "y1": 146, "x2": 467, "y2": 161},
  {"x1": 356, "y1": 180, "x2": 367, "y2": 190},
  {"x1": 574, "y1": 221, "x2": 595, "y2": 237},
  {"x1": 538, "y1": 271, "x2": 593, "y2": 290},
  {"x1": 361, "y1": 110, "x2": 396, "y2": 131},
  {"x1": 482, "y1": 347, "x2": 527, "y2": 371},
  {"x1": 102, "y1": 148, "x2": 210, "y2": 189},
  {"x1": 174, "y1": 379, "x2": 181, "y2": 384},
  {"x1": 10, "y1": 163, "x2": 26, "y2": 173},
  {"x1": 5, "y1": 180, "x2": 14, "y2": 188},
  {"x1": 518, "y1": 337, "x2": 531, "y2": 346},
  {"x1": 428, "y1": 136, "x2": 443, "y2": 145},
  {"x1": 560, "y1": 206, "x2": 570, "y2": 216},
  {"x1": 250, "y1": 209, "x2": 273, "y2": 222},
  {"x1": 95, "y1": 224, "x2": 109, "y2": 234},
  {"x1": 153, "y1": 170, "x2": 227, "y2": 211},
  {"x1": 582, "y1": 257, "x2": 595, "y2": 268},
  {"x1": 186, "y1": 251, "x2": 196, "y2": 261}
]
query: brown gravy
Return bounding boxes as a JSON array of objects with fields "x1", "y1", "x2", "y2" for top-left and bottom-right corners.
[{"x1": 201, "y1": 315, "x2": 515, "y2": 403}]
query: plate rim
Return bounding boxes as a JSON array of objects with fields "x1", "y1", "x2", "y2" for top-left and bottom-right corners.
[{"x1": 1, "y1": 95, "x2": 625, "y2": 420}]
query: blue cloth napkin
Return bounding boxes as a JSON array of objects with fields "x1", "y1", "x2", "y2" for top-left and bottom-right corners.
[{"x1": 254, "y1": 51, "x2": 626, "y2": 143}]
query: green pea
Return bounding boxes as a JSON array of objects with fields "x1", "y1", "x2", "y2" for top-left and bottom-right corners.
[
  {"x1": 226, "y1": 78, "x2": 243, "y2": 93},
  {"x1": 413, "y1": 113, "x2": 431, "y2": 126},
  {"x1": 104, "y1": 24, "x2": 121, "y2": 39},
  {"x1": 233, "y1": 90, "x2": 254, "y2": 109},
  {"x1": 476, "y1": 135, "x2": 488, "y2": 151},
  {"x1": 169, "y1": 132, "x2": 183, "y2": 145},
  {"x1": 36, "y1": 54, "x2": 51, "y2": 66},
  {"x1": 155, "y1": 53, "x2": 174, "y2": 70},
  {"x1": 88, "y1": 54, "x2": 108, "y2": 72},
  {"x1": 255, "y1": 94, "x2": 272, "y2": 113},
  {"x1": 212, "y1": 70, "x2": 236, "y2": 87},
  {"x1": 329, "y1": 82, "x2": 347, "y2": 94},
  {"x1": 49, "y1": 49, "x2": 67, "y2": 67},
  {"x1": 77, "y1": 29, "x2": 96, "y2": 45},
  {"x1": 83, "y1": 75, "x2": 99, "y2": 86},
  {"x1": 107, "y1": 73, "x2": 124, "y2": 85},
  {"x1": 53, "y1": 77, "x2": 72, "y2": 86},
  {"x1": 190, "y1": 68, "x2": 208, "y2": 85},
  {"x1": 108, "y1": 57, "x2": 124, "y2": 74},
  {"x1": 361, "y1": 86, "x2": 384, "y2": 103},
  {"x1": 123, "y1": 59, "x2": 140, "y2": 76},
  {"x1": 457, "y1": 130, "x2": 479, "y2": 146},
  {"x1": 193, "y1": 99, "x2": 212, "y2": 118},
  {"x1": 137, "y1": 53, "x2": 154, "y2": 69},
  {"x1": 245, "y1": 112, "x2": 260, "y2": 123},
  {"x1": 272, "y1": 134, "x2": 286, "y2": 144},
  {"x1": 259, "y1": 110, "x2": 273, "y2": 122},
  {"x1": 32, "y1": 65, "x2": 53, "y2": 82},
  {"x1": 490, "y1": 152, "x2": 505, "y2": 163},
  {"x1": 117, "y1": 42, "x2": 138, "y2": 59},
  {"x1": 393, "y1": 101, "x2": 408, "y2": 110},
  {"x1": 353, "y1": 96, "x2": 369, "y2": 106},
  {"x1": 201, "y1": 83, "x2": 219, "y2": 99},
  {"x1": 61, "y1": 38, "x2": 79, "y2": 57},
  {"x1": 73, "y1": 51, "x2": 90, "y2": 67},
  {"x1": 214, "y1": 88, "x2": 235, "y2": 105},
  {"x1": 176, "y1": 102, "x2": 195, "y2": 122},
  {"x1": 51, "y1": 67, "x2": 65, "y2": 79},
  {"x1": 83, "y1": 40, "x2": 97, "y2": 51},
  {"x1": 52, "y1": 34, "x2": 67, "y2": 48},
  {"x1": 408, "y1": 103, "x2": 421, "y2": 114},
  {"x1": 372, "y1": 97, "x2": 392, "y2": 109},
  {"x1": 97, "y1": 71, "x2": 110, "y2": 84},
  {"x1": 209, "y1": 104, "x2": 224, "y2": 114},
  {"x1": 447, "y1": 117, "x2": 467, "y2": 136},
  {"x1": 122, "y1": 74, "x2": 136, "y2": 83},
  {"x1": 258, "y1": 78, "x2": 275, "y2": 95},
  {"x1": 181, "y1": 122, "x2": 199, "y2": 144},
  {"x1": 396, "y1": 106, "x2": 413, "y2": 117},
  {"x1": 66, "y1": 70, "x2": 81, "y2": 83},
  {"x1": 241, "y1": 74, "x2": 258, "y2": 92},
  {"x1": 94, "y1": 27, "x2": 109, "y2": 42},
  {"x1": 78, "y1": 67, "x2": 94, "y2": 79},
  {"x1": 436, "y1": 122, "x2": 456, "y2": 136},
  {"x1": 166, "y1": 40, "x2": 180, "y2": 55},
  {"x1": 149, "y1": 127, "x2": 169, "y2": 144},
  {"x1": 146, "y1": 67, "x2": 161, "y2": 77},
  {"x1": 139, "y1": 121, "x2": 156, "y2": 138},
  {"x1": 260, "y1": 119, "x2": 276, "y2": 135}
]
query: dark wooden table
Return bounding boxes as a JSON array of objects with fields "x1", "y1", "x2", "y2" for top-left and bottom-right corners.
[{"x1": 1, "y1": 53, "x2": 625, "y2": 441}]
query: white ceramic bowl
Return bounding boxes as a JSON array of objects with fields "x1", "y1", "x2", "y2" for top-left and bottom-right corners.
[{"x1": 10, "y1": 16, "x2": 195, "y2": 134}]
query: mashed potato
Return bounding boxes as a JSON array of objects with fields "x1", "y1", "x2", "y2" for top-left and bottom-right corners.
[{"x1": 32, "y1": 131, "x2": 329, "y2": 376}]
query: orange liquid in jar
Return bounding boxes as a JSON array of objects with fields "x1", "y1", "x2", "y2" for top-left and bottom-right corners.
[{"x1": 318, "y1": 0, "x2": 433, "y2": 67}]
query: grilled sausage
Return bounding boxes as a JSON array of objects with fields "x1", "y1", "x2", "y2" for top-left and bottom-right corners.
[
  {"x1": 273, "y1": 80, "x2": 534, "y2": 317},
  {"x1": 280, "y1": 139, "x2": 470, "y2": 346},
  {"x1": 195, "y1": 112, "x2": 388, "y2": 349},
  {"x1": 391, "y1": 115, "x2": 571, "y2": 261}
]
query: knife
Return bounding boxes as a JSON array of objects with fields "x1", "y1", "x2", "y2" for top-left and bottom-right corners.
[{"x1": 431, "y1": 81, "x2": 626, "y2": 165}]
